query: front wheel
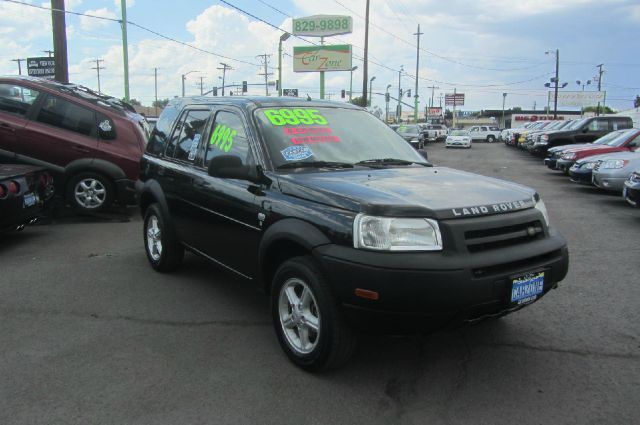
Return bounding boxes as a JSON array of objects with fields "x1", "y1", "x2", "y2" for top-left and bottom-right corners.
[
  {"x1": 272, "y1": 256, "x2": 356, "y2": 372},
  {"x1": 66, "y1": 172, "x2": 113, "y2": 212},
  {"x1": 143, "y1": 203, "x2": 184, "y2": 272},
  {"x1": 486, "y1": 135, "x2": 495, "y2": 143}
]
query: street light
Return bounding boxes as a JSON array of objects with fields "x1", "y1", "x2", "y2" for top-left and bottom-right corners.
[
  {"x1": 385, "y1": 84, "x2": 392, "y2": 123},
  {"x1": 545, "y1": 49, "x2": 560, "y2": 118},
  {"x1": 278, "y1": 32, "x2": 290, "y2": 97},
  {"x1": 368, "y1": 76, "x2": 376, "y2": 107},
  {"x1": 181, "y1": 70, "x2": 198, "y2": 97},
  {"x1": 349, "y1": 66, "x2": 358, "y2": 102},
  {"x1": 576, "y1": 80, "x2": 591, "y2": 117}
]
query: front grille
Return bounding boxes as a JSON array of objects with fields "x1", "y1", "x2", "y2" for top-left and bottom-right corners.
[{"x1": 464, "y1": 220, "x2": 544, "y2": 253}]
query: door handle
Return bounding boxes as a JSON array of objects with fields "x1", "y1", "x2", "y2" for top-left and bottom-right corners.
[
  {"x1": 71, "y1": 146, "x2": 91, "y2": 154},
  {"x1": 0, "y1": 123, "x2": 15, "y2": 132}
]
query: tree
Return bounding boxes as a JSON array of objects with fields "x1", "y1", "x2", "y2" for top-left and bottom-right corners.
[
  {"x1": 349, "y1": 96, "x2": 366, "y2": 107},
  {"x1": 153, "y1": 98, "x2": 170, "y2": 109},
  {"x1": 444, "y1": 109, "x2": 452, "y2": 119},
  {"x1": 124, "y1": 98, "x2": 141, "y2": 106},
  {"x1": 511, "y1": 106, "x2": 523, "y2": 113},
  {"x1": 583, "y1": 105, "x2": 615, "y2": 114}
]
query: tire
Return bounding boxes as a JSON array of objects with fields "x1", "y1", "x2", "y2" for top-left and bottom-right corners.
[
  {"x1": 143, "y1": 203, "x2": 184, "y2": 272},
  {"x1": 486, "y1": 135, "x2": 495, "y2": 143},
  {"x1": 66, "y1": 172, "x2": 113, "y2": 212},
  {"x1": 272, "y1": 256, "x2": 356, "y2": 372}
]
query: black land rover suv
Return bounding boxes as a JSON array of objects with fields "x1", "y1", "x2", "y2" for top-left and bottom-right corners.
[{"x1": 136, "y1": 97, "x2": 569, "y2": 371}]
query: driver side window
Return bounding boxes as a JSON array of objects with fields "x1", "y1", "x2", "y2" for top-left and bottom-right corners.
[{"x1": 204, "y1": 111, "x2": 254, "y2": 167}]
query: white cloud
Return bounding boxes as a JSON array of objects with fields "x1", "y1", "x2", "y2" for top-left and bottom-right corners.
[{"x1": 79, "y1": 8, "x2": 117, "y2": 31}]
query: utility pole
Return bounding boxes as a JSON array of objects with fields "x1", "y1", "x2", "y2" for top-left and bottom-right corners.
[
  {"x1": 153, "y1": 67, "x2": 158, "y2": 116},
  {"x1": 91, "y1": 59, "x2": 105, "y2": 92},
  {"x1": 385, "y1": 84, "x2": 391, "y2": 123},
  {"x1": 11, "y1": 59, "x2": 25, "y2": 75},
  {"x1": 397, "y1": 65, "x2": 404, "y2": 123},
  {"x1": 196, "y1": 76, "x2": 206, "y2": 95},
  {"x1": 553, "y1": 48, "x2": 559, "y2": 119},
  {"x1": 426, "y1": 85, "x2": 439, "y2": 108},
  {"x1": 257, "y1": 54, "x2": 273, "y2": 96},
  {"x1": 413, "y1": 25, "x2": 423, "y2": 123},
  {"x1": 51, "y1": 0, "x2": 69, "y2": 83},
  {"x1": 596, "y1": 63, "x2": 604, "y2": 116},
  {"x1": 119, "y1": 0, "x2": 130, "y2": 101},
  {"x1": 438, "y1": 93, "x2": 443, "y2": 109},
  {"x1": 361, "y1": 0, "x2": 370, "y2": 107},
  {"x1": 217, "y1": 63, "x2": 231, "y2": 96},
  {"x1": 501, "y1": 92, "x2": 507, "y2": 129},
  {"x1": 349, "y1": 66, "x2": 358, "y2": 102},
  {"x1": 43, "y1": 50, "x2": 54, "y2": 58}
]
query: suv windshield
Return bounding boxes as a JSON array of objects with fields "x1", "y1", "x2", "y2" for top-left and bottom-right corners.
[
  {"x1": 397, "y1": 124, "x2": 420, "y2": 134},
  {"x1": 254, "y1": 107, "x2": 425, "y2": 169},
  {"x1": 450, "y1": 130, "x2": 469, "y2": 136}
]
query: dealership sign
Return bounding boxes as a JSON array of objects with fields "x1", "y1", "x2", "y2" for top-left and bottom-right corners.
[
  {"x1": 292, "y1": 15, "x2": 353, "y2": 37},
  {"x1": 293, "y1": 45, "x2": 352, "y2": 72},
  {"x1": 549, "y1": 91, "x2": 606, "y2": 107},
  {"x1": 445, "y1": 93, "x2": 465, "y2": 106},
  {"x1": 27, "y1": 56, "x2": 55, "y2": 79},
  {"x1": 283, "y1": 88, "x2": 299, "y2": 97},
  {"x1": 427, "y1": 107, "x2": 442, "y2": 116}
]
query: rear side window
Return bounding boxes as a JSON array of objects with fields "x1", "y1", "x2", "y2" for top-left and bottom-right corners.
[
  {"x1": 204, "y1": 111, "x2": 254, "y2": 167},
  {"x1": 612, "y1": 119, "x2": 632, "y2": 131},
  {"x1": 588, "y1": 119, "x2": 609, "y2": 131},
  {"x1": 147, "y1": 101, "x2": 180, "y2": 155},
  {"x1": 165, "y1": 110, "x2": 210, "y2": 161},
  {"x1": 36, "y1": 95, "x2": 95, "y2": 137},
  {"x1": 0, "y1": 83, "x2": 40, "y2": 117}
]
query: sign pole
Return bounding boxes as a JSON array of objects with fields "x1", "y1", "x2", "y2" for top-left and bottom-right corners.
[
  {"x1": 320, "y1": 36, "x2": 325, "y2": 100},
  {"x1": 452, "y1": 88, "x2": 457, "y2": 129}
]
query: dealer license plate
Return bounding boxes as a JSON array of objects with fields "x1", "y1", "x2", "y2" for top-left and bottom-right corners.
[
  {"x1": 23, "y1": 192, "x2": 38, "y2": 208},
  {"x1": 511, "y1": 271, "x2": 544, "y2": 305}
]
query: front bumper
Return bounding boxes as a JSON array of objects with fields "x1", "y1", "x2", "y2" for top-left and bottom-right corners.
[
  {"x1": 592, "y1": 173, "x2": 627, "y2": 192},
  {"x1": 623, "y1": 181, "x2": 640, "y2": 207},
  {"x1": 556, "y1": 159, "x2": 575, "y2": 173},
  {"x1": 314, "y1": 224, "x2": 569, "y2": 333},
  {"x1": 568, "y1": 167, "x2": 593, "y2": 185},
  {"x1": 544, "y1": 157, "x2": 558, "y2": 169}
]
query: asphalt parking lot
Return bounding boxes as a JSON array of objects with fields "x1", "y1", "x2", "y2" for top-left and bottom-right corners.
[{"x1": 1, "y1": 142, "x2": 638, "y2": 425}]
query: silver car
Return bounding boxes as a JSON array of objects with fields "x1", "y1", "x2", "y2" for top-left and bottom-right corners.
[{"x1": 591, "y1": 151, "x2": 640, "y2": 192}]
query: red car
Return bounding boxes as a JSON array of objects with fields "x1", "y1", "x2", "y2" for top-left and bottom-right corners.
[
  {"x1": 0, "y1": 76, "x2": 148, "y2": 212},
  {"x1": 555, "y1": 129, "x2": 640, "y2": 173}
]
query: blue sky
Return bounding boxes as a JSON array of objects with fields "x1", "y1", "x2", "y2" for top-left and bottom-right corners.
[{"x1": 1, "y1": 0, "x2": 638, "y2": 113}]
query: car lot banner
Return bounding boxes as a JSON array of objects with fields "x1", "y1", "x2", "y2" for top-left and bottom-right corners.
[
  {"x1": 550, "y1": 91, "x2": 606, "y2": 107},
  {"x1": 27, "y1": 57, "x2": 55, "y2": 79},
  {"x1": 445, "y1": 93, "x2": 465, "y2": 106},
  {"x1": 293, "y1": 45, "x2": 352, "y2": 72},
  {"x1": 427, "y1": 107, "x2": 442, "y2": 116}
]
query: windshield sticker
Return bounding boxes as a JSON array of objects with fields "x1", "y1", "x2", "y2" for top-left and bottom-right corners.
[
  {"x1": 98, "y1": 120, "x2": 112, "y2": 132},
  {"x1": 291, "y1": 136, "x2": 340, "y2": 145},
  {"x1": 264, "y1": 108, "x2": 328, "y2": 126},
  {"x1": 210, "y1": 124, "x2": 236, "y2": 153},
  {"x1": 281, "y1": 145, "x2": 314, "y2": 161},
  {"x1": 187, "y1": 134, "x2": 201, "y2": 161},
  {"x1": 284, "y1": 126, "x2": 333, "y2": 135}
]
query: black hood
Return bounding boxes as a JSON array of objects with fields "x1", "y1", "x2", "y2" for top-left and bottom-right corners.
[{"x1": 276, "y1": 166, "x2": 536, "y2": 220}]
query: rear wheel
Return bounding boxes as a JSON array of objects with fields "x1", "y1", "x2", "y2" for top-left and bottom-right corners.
[
  {"x1": 272, "y1": 256, "x2": 356, "y2": 372},
  {"x1": 486, "y1": 135, "x2": 496, "y2": 143},
  {"x1": 143, "y1": 203, "x2": 184, "y2": 272}
]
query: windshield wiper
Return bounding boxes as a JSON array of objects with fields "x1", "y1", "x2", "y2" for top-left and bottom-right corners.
[
  {"x1": 276, "y1": 161, "x2": 354, "y2": 170},
  {"x1": 354, "y1": 158, "x2": 431, "y2": 167}
]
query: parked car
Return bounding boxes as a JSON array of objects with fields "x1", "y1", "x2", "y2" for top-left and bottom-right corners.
[
  {"x1": 136, "y1": 97, "x2": 568, "y2": 371},
  {"x1": 528, "y1": 115, "x2": 634, "y2": 156},
  {"x1": 516, "y1": 121, "x2": 554, "y2": 149},
  {"x1": 523, "y1": 120, "x2": 573, "y2": 151},
  {"x1": 504, "y1": 122, "x2": 536, "y2": 146},
  {"x1": 0, "y1": 76, "x2": 148, "y2": 212},
  {"x1": 544, "y1": 128, "x2": 623, "y2": 170},
  {"x1": 568, "y1": 155, "x2": 606, "y2": 185},
  {"x1": 467, "y1": 125, "x2": 501, "y2": 143},
  {"x1": 0, "y1": 164, "x2": 54, "y2": 232},
  {"x1": 591, "y1": 152, "x2": 640, "y2": 192},
  {"x1": 445, "y1": 129, "x2": 472, "y2": 148},
  {"x1": 395, "y1": 124, "x2": 425, "y2": 149},
  {"x1": 555, "y1": 129, "x2": 640, "y2": 173},
  {"x1": 421, "y1": 124, "x2": 448, "y2": 142},
  {"x1": 623, "y1": 169, "x2": 640, "y2": 207}
]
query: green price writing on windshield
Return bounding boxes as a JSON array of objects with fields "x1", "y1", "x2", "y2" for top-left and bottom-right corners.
[
  {"x1": 263, "y1": 109, "x2": 328, "y2": 126},
  {"x1": 210, "y1": 124, "x2": 236, "y2": 152}
]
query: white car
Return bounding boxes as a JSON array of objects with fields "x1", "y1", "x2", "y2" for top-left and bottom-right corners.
[
  {"x1": 446, "y1": 130, "x2": 472, "y2": 148},
  {"x1": 468, "y1": 125, "x2": 501, "y2": 143}
]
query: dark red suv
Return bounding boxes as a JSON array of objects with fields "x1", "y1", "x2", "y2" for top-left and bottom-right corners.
[{"x1": 0, "y1": 76, "x2": 148, "y2": 212}]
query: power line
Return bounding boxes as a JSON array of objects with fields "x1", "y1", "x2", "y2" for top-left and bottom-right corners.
[{"x1": 91, "y1": 58, "x2": 105, "y2": 92}]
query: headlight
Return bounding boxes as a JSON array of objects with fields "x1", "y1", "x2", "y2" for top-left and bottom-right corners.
[
  {"x1": 464, "y1": 137, "x2": 471, "y2": 142},
  {"x1": 353, "y1": 214, "x2": 442, "y2": 251},
  {"x1": 562, "y1": 152, "x2": 576, "y2": 160},
  {"x1": 534, "y1": 198, "x2": 550, "y2": 227},
  {"x1": 582, "y1": 162, "x2": 596, "y2": 170},
  {"x1": 410, "y1": 138, "x2": 419, "y2": 142},
  {"x1": 540, "y1": 134, "x2": 549, "y2": 141},
  {"x1": 601, "y1": 159, "x2": 628, "y2": 169}
]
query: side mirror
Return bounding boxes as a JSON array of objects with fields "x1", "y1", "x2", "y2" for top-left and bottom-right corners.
[{"x1": 207, "y1": 155, "x2": 266, "y2": 184}]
